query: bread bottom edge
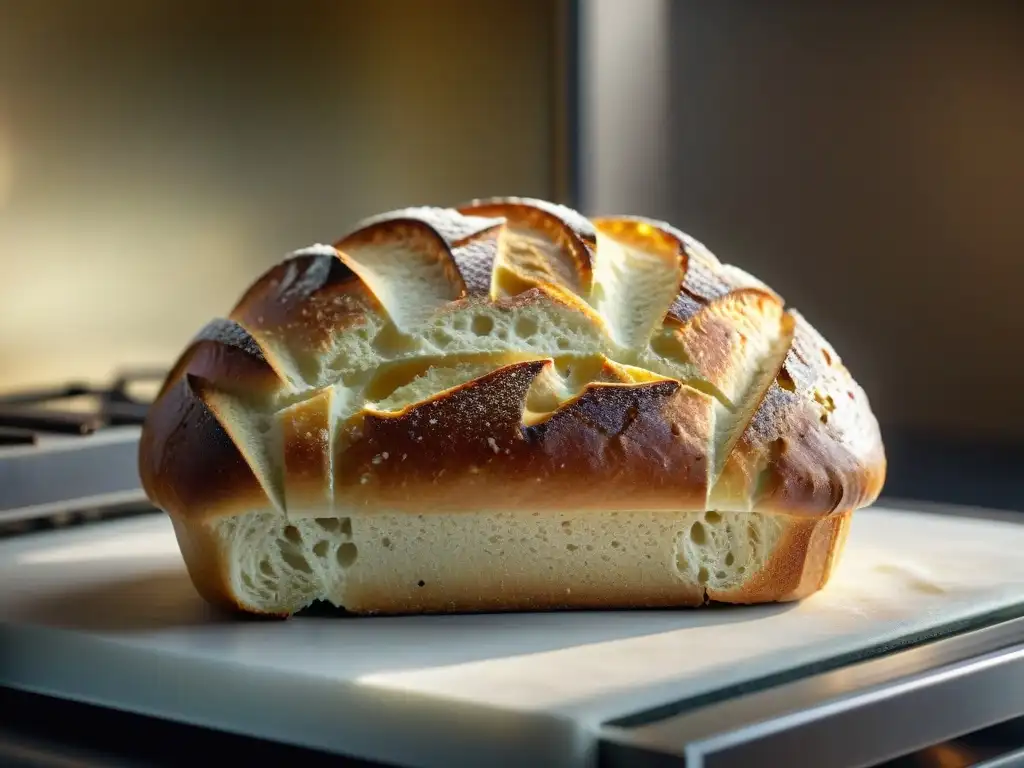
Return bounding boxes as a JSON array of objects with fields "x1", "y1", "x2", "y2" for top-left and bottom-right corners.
[{"x1": 169, "y1": 506, "x2": 854, "y2": 617}]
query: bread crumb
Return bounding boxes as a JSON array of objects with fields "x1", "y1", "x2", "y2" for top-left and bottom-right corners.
[{"x1": 487, "y1": 437, "x2": 500, "y2": 454}]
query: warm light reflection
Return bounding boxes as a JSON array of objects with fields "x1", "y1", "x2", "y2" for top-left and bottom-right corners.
[
  {"x1": 0, "y1": 126, "x2": 12, "y2": 210},
  {"x1": 0, "y1": 1, "x2": 557, "y2": 394},
  {"x1": 19, "y1": 529, "x2": 181, "y2": 566}
]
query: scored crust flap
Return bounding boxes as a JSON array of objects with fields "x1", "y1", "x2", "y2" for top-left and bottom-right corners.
[
  {"x1": 328, "y1": 359, "x2": 716, "y2": 515},
  {"x1": 141, "y1": 198, "x2": 885, "y2": 532},
  {"x1": 277, "y1": 385, "x2": 351, "y2": 516},
  {"x1": 712, "y1": 312, "x2": 886, "y2": 515},
  {"x1": 140, "y1": 374, "x2": 275, "y2": 520},
  {"x1": 228, "y1": 247, "x2": 377, "y2": 389},
  {"x1": 157, "y1": 318, "x2": 284, "y2": 401},
  {"x1": 348, "y1": 205, "x2": 507, "y2": 297},
  {"x1": 458, "y1": 197, "x2": 596, "y2": 298},
  {"x1": 138, "y1": 198, "x2": 888, "y2": 616}
]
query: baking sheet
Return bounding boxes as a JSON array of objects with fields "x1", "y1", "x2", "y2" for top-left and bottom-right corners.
[{"x1": 2, "y1": 505, "x2": 1024, "y2": 768}]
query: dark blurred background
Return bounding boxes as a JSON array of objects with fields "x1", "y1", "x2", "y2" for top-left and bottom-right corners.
[{"x1": 1, "y1": 0, "x2": 1022, "y2": 508}]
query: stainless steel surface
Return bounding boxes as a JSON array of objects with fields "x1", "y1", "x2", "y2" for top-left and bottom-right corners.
[
  {"x1": 0, "y1": 686, "x2": 389, "y2": 767},
  {"x1": 620, "y1": 643, "x2": 1024, "y2": 768},
  {"x1": 5, "y1": 504, "x2": 1024, "y2": 768},
  {"x1": 0, "y1": 427, "x2": 143, "y2": 519},
  {"x1": 979, "y1": 748, "x2": 1024, "y2": 768},
  {"x1": 599, "y1": 509, "x2": 1024, "y2": 768}
]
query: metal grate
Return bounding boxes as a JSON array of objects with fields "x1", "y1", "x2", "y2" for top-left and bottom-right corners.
[
  {"x1": 0, "y1": 369, "x2": 164, "y2": 443},
  {"x1": 0, "y1": 370, "x2": 166, "y2": 532}
]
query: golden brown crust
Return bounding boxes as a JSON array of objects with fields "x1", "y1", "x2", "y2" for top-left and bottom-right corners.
[
  {"x1": 618, "y1": 215, "x2": 780, "y2": 323},
  {"x1": 167, "y1": 513, "x2": 249, "y2": 615},
  {"x1": 458, "y1": 196, "x2": 595, "y2": 296},
  {"x1": 139, "y1": 198, "x2": 886, "y2": 613},
  {"x1": 279, "y1": 387, "x2": 336, "y2": 513},
  {"x1": 229, "y1": 246, "x2": 376, "y2": 373},
  {"x1": 714, "y1": 312, "x2": 886, "y2": 516},
  {"x1": 340, "y1": 207, "x2": 505, "y2": 298},
  {"x1": 449, "y1": 223, "x2": 503, "y2": 296},
  {"x1": 337, "y1": 218, "x2": 469, "y2": 299},
  {"x1": 707, "y1": 511, "x2": 852, "y2": 604},
  {"x1": 332, "y1": 360, "x2": 714, "y2": 515},
  {"x1": 675, "y1": 288, "x2": 787, "y2": 408},
  {"x1": 156, "y1": 319, "x2": 283, "y2": 400},
  {"x1": 139, "y1": 374, "x2": 272, "y2": 520}
]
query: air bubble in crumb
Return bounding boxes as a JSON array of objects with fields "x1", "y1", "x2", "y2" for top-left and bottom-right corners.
[
  {"x1": 280, "y1": 548, "x2": 312, "y2": 574},
  {"x1": 690, "y1": 522, "x2": 706, "y2": 545},
  {"x1": 515, "y1": 316, "x2": 538, "y2": 338},
  {"x1": 471, "y1": 315, "x2": 494, "y2": 336},
  {"x1": 340, "y1": 518, "x2": 352, "y2": 536},
  {"x1": 336, "y1": 542, "x2": 358, "y2": 568},
  {"x1": 313, "y1": 540, "x2": 329, "y2": 558}
]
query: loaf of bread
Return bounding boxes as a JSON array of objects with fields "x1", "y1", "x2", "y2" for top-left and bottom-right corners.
[{"x1": 139, "y1": 198, "x2": 885, "y2": 616}]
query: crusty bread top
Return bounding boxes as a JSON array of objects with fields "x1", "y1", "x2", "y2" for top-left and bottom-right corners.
[{"x1": 139, "y1": 198, "x2": 885, "y2": 523}]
